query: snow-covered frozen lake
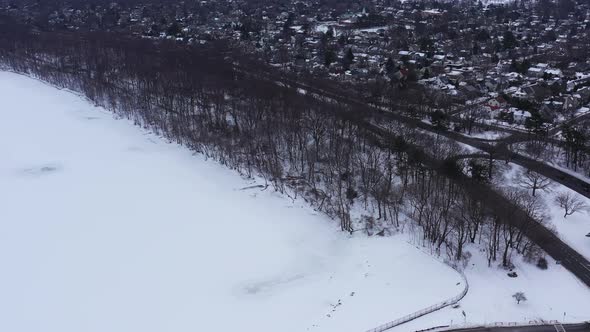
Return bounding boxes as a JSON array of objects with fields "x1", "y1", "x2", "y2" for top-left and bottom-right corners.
[
  {"x1": 3, "y1": 71, "x2": 590, "y2": 332},
  {"x1": 0, "y1": 71, "x2": 463, "y2": 332}
]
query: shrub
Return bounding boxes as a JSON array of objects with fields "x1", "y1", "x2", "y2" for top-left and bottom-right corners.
[{"x1": 536, "y1": 257, "x2": 548, "y2": 270}]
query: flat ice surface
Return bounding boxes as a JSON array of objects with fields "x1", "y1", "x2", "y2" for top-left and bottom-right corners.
[{"x1": 0, "y1": 71, "x2": 463, "y2": 332}]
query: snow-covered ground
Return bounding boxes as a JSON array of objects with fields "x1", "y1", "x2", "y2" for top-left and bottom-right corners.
[
  {"x1": 2, "y1": 71, "x2": 590, "y2": 332},
  {"x1": 545, "y1": 188, "x2": 590, "y2": 261},
  {"x1": 482, "y1": 118, "x2": 528, "y2": 133},
  {"x1": 397, "y1": 162, "x2": 590, "y2": 330},
  {"x1": 357, "y1": 26, "x2": 388, "y2": 33},
  {"x1": 396, "y1": 245, "x2": 590, "y2": 331},
  {"x1": 501, "y1": 163, "x2": 590, "y2": 261},
  {"x1": 0, "y1": 71, "x2": 463, "y2": 332},
  {"x1": 394, "y1": 150, "x2": 590, "y2": 329},
  {"x1": 460, "y1": 130, "x2": 509, "y2": 141}
]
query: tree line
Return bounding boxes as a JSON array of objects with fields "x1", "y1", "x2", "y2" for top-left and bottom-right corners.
[{"x1": 0, "y1": 17, "x2": 551, "y2": 268}]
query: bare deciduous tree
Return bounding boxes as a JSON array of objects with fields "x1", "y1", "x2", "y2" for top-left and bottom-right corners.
[
  {"x1": 555, "y1": 192, "x2": 588, "y2": 218},
  {"x1": 516, "y1": 170, "x2": 551, "y2": 197},
  {"x1": 512, "y1": 292, "x2": 527, "y2": 304}
]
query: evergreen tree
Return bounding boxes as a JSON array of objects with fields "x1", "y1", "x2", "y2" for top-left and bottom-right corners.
[
  {"x1": 502, "y1": 30, "x2": 517, "y2": 49},
  {"x1": 324, "y1": 48, "x2": 336, "y2": 67},
  {"x1": 385, "y1": 57, "x2": 395, "y2": 77},
  {"x1": 167, "y1": 22, "x2": 181, "y2": 36},
  {"x1": 343, "y1": 48, "x2": 354, "y2": 68}
]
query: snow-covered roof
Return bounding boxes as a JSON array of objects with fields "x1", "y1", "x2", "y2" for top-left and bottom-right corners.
[
  {"x1": 545, "y1": 69, "x2": 562, "y2": 76},
  {"x1": 513, "y1": 110, "x2": 532, "y2": 117}
]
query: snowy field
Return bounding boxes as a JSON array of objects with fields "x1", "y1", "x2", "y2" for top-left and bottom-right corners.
[
  {"x1": 460, "y1": 130, "x2": 510, "y2": 141},
  {"x1": 397, "y1": 245, "x2": 590, "y2": 331},
  {"x1": 0, "y1": 71, "x2": 463, "y2": 332},
  {"x1": 544, "y1": 184, "x2": 590, "y2": 262}
]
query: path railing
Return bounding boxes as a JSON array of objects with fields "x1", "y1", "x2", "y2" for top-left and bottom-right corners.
[{"x1": 364, "y1": 250, "x2": 469, "y2": 332}]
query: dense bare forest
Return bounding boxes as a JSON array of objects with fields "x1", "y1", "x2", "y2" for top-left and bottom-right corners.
[{"x1": 0, "y1": 17, "x2": 553, "y2": 268}]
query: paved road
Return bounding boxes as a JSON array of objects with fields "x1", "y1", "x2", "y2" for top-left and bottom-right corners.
[
  {"x1": 445, "y1": 323, "x2": 590, "y2": 332},
  {"x1": 443, "y1": 140, "x2": 590, "y2": 200}
]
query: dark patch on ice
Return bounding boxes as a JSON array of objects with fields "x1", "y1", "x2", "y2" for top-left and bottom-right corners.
[
  {"x1": 127, "y1": 146, "x2": 143, "y2": 152},
  {"x1": 238, "y1": 184, "x2": 267, "y2": 191},
  {"x1": 242, "y1": 274, "x2": 305, "y2": 295},
  {"x1": 85, "y1": 116, "x2": 100, "y2": 120},
  {"x1": 21, "y1": 163, "x2": 62, "y2": 176}
]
